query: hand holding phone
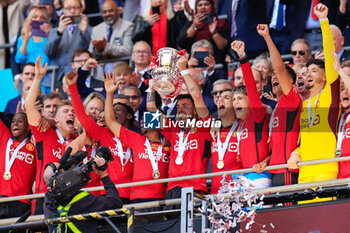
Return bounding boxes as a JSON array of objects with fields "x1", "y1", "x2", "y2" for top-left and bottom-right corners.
[
  {"x1": 202, "y1": 13, "x2": 214, "y2": 23},
  {"x1": 31, "y1": 20, "x2": 47, "y2": 37},
  {"x1": 193, "y1": 51, "x2": 209, "y2": 67},
  {"x1": 152, "y1": 6, "x2": 160, "y2": 14}
]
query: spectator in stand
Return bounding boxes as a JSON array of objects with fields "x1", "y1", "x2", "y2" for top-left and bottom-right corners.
[
  {"x1": 133, "y1": 0, "x2": 187, "y2": 55},
  {"x1": 42, "y1": 92, "x2": 63, "y2": 120},
  {"x1": 83, "y1": 92, "x2": 105, "y2": 121},
  {"x1": 44, "y1": 0, "x2": 91, "y2": 91},
  {"x1": 39, "y1": 0, "x2": 59, "y2": 27},
  {"x1": 294, "y1": 63, "x2": 311, "y2": 101},
  {"x1": 336, "y1": 0, "x2": 350, "y2": 47},
  {"x1": 233, "y1": 64, "x2": 277, "y2": 111},
  {"x1": 178, "y1": 0, "x2": 228, "y2": 64},
  {"x1": 120, "y1": 85, "x2": 146, "y2": 127},
  {"x1": 4, "y1": 80, "x2": 37, "y2": 114},
  {"x1": 301, "y1": 0, "x2": 339, "y2": 51},
  {"x1": 252, "y1": 53, "x2": 273, "y2": 89},
  {"x1": 287, "y1": 4, "x2": 340, "y2": 203},
  {"x1": 71, "y1": 51, "x2": 105, "y2": 98},
  {"x1": 26, "y1": 56, "x2": 78, "y2": 214},
  {"x1": 0, "y1": 112, "x2": 36, "y2": 219},
  {"x1": 330, "y1": 24, "x2": 350, "y2": 62},
  {"x1": 14, "y1": 63, "x2": 35, "y2": 95},
  {"x1": 131, "y1": 41, "x2": 151, "y2": 97},
  {"x1": 211, "y1": 79, "x2": 233, "y2": 105},
  {"x1": 290, "y1": 39, "x2": 312, "y2": 65},
  {"x1": 231, "y1": 40, "x2": 272, "y2": 189},
  {"x1": 188, "y1": 39, "x2": 227, "y2": 84},
  {"x1": 89, "y1": 1, "x2": 134, "y2": 59},
  {"x1": 113, "y1": 63, "x2": 134, "y2": 94},
  {"x1": 257, "y1": 24, "x2": 302, "y2": 187},
  {"x1": 15, "y1": 6, "x2": 52, "y2": 93},
  {"x1": 188, "y1": 68, "x2": 216, "y2": 115}
]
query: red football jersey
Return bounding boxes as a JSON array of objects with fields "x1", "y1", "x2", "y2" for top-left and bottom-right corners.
[
  {"x1": 211, "y1": 126, "x2": 242, "y2": 194},
  {"x1": 338, "y1": 113, "x2": 350, "y2": 179},
  {"x1": 119, "y1": 126, "x2": 170, "y2": 200},
  {"x1": 239, "y1": 61, "x2": 269, "y2": 169},
  {"x1": 0, "y1": 120, "x2": 36, "y2": 204},
  {"x1": 269, "y1": 86, "x2": 302, "y2": 173},
  {"x1": 69, "y1": 84, "x2": 133, "y2": 198},
  {"x1": 30, "y1": 126, "x2": 68, "y2": 194},
  {"x1": 161, "y1": 115, "x2": 211, "y2": 193}
]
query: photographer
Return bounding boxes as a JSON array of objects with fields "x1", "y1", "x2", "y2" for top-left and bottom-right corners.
[{"x1": 43, "y1": 147, "x2": 123, "y2": 233}]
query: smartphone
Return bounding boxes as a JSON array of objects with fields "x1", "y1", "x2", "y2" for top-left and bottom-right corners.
[
  {"x1": 31, "y1": 20, "x2": 47, "y2": 37},
  {"x1": 64, "y1": 15, "x2": 82, "y2": 24},
  {"x1": 202, "y1": 13, "x2": 214, "y2": 23},
  {"x1": 263, "y1": 84, "x2": 272, "y2": 94},
  {"x1": 152, "y1": 6, "x2": 160, "y2": 14},
  {"x1": 193, "y1": 51, "x2": 209, "y2": 68}
]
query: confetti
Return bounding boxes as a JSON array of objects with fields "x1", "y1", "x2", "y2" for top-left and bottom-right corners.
[{"x1": 203, "y1": 175, "x2": 268, "y2": 232}]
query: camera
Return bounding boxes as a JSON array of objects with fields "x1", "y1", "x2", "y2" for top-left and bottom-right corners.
[{"x1": 48, "y1": 146, "x2": 114, "y2": 203}]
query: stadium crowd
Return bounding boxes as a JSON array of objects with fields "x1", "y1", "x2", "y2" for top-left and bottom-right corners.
[{"x1": 1, "y1": 0, "x2": 350, "y2": 221}]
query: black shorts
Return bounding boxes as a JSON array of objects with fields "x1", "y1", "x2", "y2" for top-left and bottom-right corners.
[{"x1": 271, "y1": 172, "x2": 298, "y2": 187}]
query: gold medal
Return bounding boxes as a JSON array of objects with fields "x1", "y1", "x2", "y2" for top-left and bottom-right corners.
[
  {"x1": 152, "y1": 170, "x2": 160, "y2": 179},
  {"x1": 217, "y1": 160, "x2": 224, "y2": 169},
  {"x1": 175, "y1": 157, "x2": 183, "y2": 165},
  {"x1": 3, "y1": 171, "x2": 11, "y2": 180},
  {"x1": 335, "y1": 149, "x2": 342, "y2": 158}
]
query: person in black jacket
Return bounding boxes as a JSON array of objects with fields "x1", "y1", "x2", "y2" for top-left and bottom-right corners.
[
  {"x1": 43, "y1": 155, "x2": 123, "y2": 233},
  {"x1": 177, "y1": 0, "x2": 229, "y2": 65},
  {"x1": 132, "y1": 0, "x2": 187, "y2": 55}
]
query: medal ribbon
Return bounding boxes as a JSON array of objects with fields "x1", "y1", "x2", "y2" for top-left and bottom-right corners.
[
  {"x1": 337, "y1": 112, "x2": 350, "y2": 151},
  {"x1": 82, "y1": 146, "x2": 97, "y2": 164},
  {"x1": 236, "y1": 120, "x2": 244, "y2": 155},
  {"x1": 145, "y1": 138, "x2": 162, "y2": 174},
  {"x1": 268, "y1": 102, "x2": 279, "y2": 138},
  {"x1": 177, "y1": 128, "x2": 193, "y2": 161},
  {"x1": 5, "y1": 138, "x2": 28, "y2": 173},
  {"x1": 307, "y1": 91, "x2": 322, "y2": 129},
  {"x1": 55, "y1": 129, "x2": 65, "y2": 144},
  {"x1": 113, "y1": 137, "x2": 131, "y2": 166},
  {"x1": 217, "y1": 120, "x2": 239, "y2": 162}
]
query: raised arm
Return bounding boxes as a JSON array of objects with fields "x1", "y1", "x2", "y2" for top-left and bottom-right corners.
[
  {"x1": 25, "y1": 55, "x2": 47, "y2": 126},
  {"x1": 103, "y1": 73, "x2": 122, "y2": 138},
  {"x1": 315, "y1": 4, "x2": 338, "y2": 84},
  {"x1": 231, "y1": 40, "x2": 263, "y2": 109},
  {"x1": 177, "y1": 56, "x2": 209, "y2": 118},
  {"x1": 257, "y1": 24, "x2": 292, "y2": 95},
  {"x1": 333, "y1": 51, "x2": 350, "y2": 90}
]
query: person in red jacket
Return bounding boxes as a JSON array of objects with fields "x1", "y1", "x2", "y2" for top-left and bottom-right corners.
[
  {"x1": 231, "y1": 41, "x2": 272, "y2": 189},
  {"x1": 0, "y1": 112, "x2": 36, "y2": 218}
]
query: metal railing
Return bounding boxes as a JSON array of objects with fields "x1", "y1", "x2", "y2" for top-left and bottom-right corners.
[{"x1": 0, "y1": 156, "x2": 349, "y2": 204}]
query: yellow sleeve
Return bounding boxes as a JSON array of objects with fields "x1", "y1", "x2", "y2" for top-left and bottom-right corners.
[
  {"x1": 292, "y1": 146, "x2": 300, "y2": 155},
  {"x1": 320, "y1": 19, "x2": 338, "y2": 84}
]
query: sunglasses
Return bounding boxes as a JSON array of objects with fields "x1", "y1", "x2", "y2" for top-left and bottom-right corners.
[
  {"x1": 291, "y1": 50, "x2": 306, "y2": 56},
  {"x1": 211, "y1": 88, "x2": 233, "y2": 96},
  {"x1": 125, "y1": 95, "x2": 140, "y2": 100}
]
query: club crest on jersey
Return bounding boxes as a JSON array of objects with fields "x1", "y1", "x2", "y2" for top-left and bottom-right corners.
[{"x1": 26, "y1": 143, "x2": 35, "y2": 151}]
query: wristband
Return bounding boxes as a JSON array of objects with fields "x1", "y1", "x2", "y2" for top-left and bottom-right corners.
[
  {"x1": 180, "y1": 69, "x2": 189, "y2": 76},
  {"x1": 57, "y1": 30, "x2": 63, "y2": 36}
]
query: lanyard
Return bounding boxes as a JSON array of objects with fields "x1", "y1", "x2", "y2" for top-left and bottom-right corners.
[
  {"x1": 145, "y1": 138, "x2": 162, "y2": 173},
  {"x1": 5, "y1": 138, "x2": 28, "y2": 173},
  {"x1": 307, "y1": 91, "x2": 322, "y2": 129},
  {"x1": 56, "y1": 129, "x2": 65, "y2": 144},
  {"x1": 82, "y1": 146, "x2": 96, "y2": 164},
  {"x1": 236, "y1": 120, "x2": 244, "y2": 155},
  {"x1": 113, "y1": 137, "x2": 131, "y2": 166},
  {"x1": 268, "y1": 102, "x2": 278, "y2": 138},
  {"x1": 217, "y1": 120, "x2": 239, "y2": 161},
  {"x1": 337, "y1": 113, "x2": 350, "y2": 151},
  {"x1": 177, "y1": 128, "x2": 193, "y2": 159}
]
